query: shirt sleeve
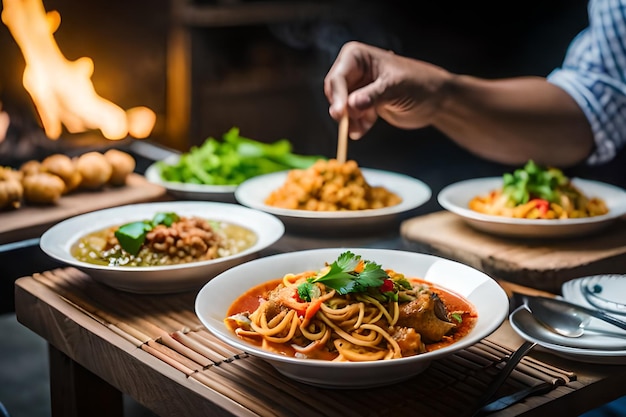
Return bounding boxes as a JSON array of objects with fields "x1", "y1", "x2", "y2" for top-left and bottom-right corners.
[{"x1": 547, "y1": 0, "x2": 626, "y2": 165}]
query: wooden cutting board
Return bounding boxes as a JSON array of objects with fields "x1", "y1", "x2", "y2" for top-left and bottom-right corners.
[
  {"x1": 400, "y1": 211, "x2": 626, "y2": 293},
  {"x1": 0, "y1": 173, "x2": 167, "y2": 245}
]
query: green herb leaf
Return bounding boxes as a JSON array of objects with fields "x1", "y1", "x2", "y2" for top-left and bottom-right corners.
[
  {"x1": 114, "y1": 212, "x2": 181, "y2": 256},
  {"x1": 297, "y1": 282, "x2": 321, "y2": 302},
  {"x1": 307, "y1": 251, "x2": 389, "y2": 295},
  {"x1": 152, "y1": 212, "x2": 179, "y2": 227},
  {"x1": 114, "y1": 221, "x2": 152, "y2": 256}
]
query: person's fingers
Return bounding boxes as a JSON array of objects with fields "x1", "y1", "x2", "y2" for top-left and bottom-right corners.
[
  {"x1": 348, "y1": 107, "x2": 377, "y2": 140},
  {"x1": 325, "y1": 42, "x2": 374, "y2": 120},
  {"x1": 349, "y1": 76, "x2": 387, "y2": 111},
  {"x1": 324, "y1": 75, "x2": 347, "y2": 120},
  {"x1": 324, "y1": 50, "x2": 358, "y2": 120}
]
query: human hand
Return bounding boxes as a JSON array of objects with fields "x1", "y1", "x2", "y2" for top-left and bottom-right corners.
[{"x1": 323, "y1": 41, "x2": 452, "y2": 139}]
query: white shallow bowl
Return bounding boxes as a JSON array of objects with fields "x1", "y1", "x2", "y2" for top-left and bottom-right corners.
[
  {"x1": 509, "y1": 306, "x2": 626, "y2": 364},
  {"x1": 577, "y1": 274, "x2": 626, "y2": 315},
  {"x1": 195, "y1": 248, "x2": 508, "y2": 388},
  {"x1": 438, "y1": 177, "x2": 626, "y2": 238},
  {"x1": 145, "y1": 155, "x2": 238, "y2": 202},
  {"x1": 235, "y1": 168, "x2": 432, "y2": 233},
  {"x1": 40, "y1": 201, "x2": 284, "y2": 294}
]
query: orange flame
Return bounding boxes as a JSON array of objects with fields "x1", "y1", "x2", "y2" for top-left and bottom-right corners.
[
  {"x1": 0, "y1": 102, "x2": 9, "y2": 143},
  {"x1": 1, "y1": 0, "x2": 156, "y2": 140}
]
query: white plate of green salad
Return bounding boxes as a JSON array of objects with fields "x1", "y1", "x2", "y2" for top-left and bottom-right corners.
[
  {"x1": 438, "y1": 161, "x2": 626, "y2": 238},
  {"x1": 144, "y1": 127, "x2": 324, "y2": 202}
]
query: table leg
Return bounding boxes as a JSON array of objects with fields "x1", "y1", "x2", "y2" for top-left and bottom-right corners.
[{"x1": 48, "y1": 344, "x2": 124, "y2": 417}]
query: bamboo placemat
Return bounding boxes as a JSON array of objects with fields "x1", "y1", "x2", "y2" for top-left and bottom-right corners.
[{"x1": 29, "y1": 267, "x2": 579, "y2": 417}]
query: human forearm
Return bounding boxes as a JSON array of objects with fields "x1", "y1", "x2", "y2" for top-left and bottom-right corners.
[{"x1": 433, "y1": 75, "x2": 594, "y2": 167}]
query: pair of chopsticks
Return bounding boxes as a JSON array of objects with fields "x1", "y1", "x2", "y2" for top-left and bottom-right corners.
[
  {"x1": 468, "y1": 340, "x2": 538, "y2": 417},
  {"x1": 336, "y1": 111, "x2": 349, "y2": 163}
]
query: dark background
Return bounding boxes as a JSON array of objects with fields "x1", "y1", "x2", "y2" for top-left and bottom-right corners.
[
  {"x1": 0, "y1": 0, "x2": 622, "y2": 222},
  {"x1": 2, "y1": 4, "x2": 626, "y2": 416},
  {"x1": 0, "y1": 0, "x2": 626, "y2": 309},
  {"x1": 4, "y1": 0, "x2": 623, "y2": 306},
  {"x1": 0, "y1": 1, "x2": 600, "y2": 165}
]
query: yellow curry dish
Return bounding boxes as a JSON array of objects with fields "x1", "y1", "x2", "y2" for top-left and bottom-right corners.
[
  {"x1": 469, "y1": 160, "x2": 609, "y2": 219},
  {"x1": 264, "y1": 159, "x2": 402, "y2": 211}
]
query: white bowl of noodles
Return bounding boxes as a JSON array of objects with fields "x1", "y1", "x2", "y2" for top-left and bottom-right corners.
[{"x1": 195, "y1": 248, "x2": 508, "y2": 388}]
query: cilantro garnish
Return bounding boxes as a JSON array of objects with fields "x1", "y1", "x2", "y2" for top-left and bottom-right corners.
[
  {"x1": 502, "y1": 160, "x2": 568, "y2": 205},
  {"x1": 114, "y1": 212, "x2": 180, "y2": 256},
  {"x1": 297, "y1": 251, "x2": 389, "y2": 302}
]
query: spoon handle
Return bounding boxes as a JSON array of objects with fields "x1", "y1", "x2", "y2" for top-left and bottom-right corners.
[
  {"x1": 524, "y1": 294, "x2": 626, "y2": 332},
  {"x1": 588, "y1": 307, "x2": 626, "y2": 331},
  {"x1": 468, "y1": 340, "x2": 537, "y2": 417}
]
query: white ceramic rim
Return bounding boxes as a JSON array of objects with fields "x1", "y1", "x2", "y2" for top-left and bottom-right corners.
[
  {"x1": 509, "y1": 306, "x2": 626, "y2": 356},
  {"x1": 234, "y1": 168, "x2": 432, "y2": 220},
  {"x1": 438, "y1": 177, "x2": 626, "y2": 226},
  {"x1": 144, "y1": 155, "x2": 238, "y2": 195},
  {"x1": 39, "y1": 201, "x2": 284, "y2": 274},
  {"x1": 195, "y1": 248, "x2": 508, "y2": 372}
]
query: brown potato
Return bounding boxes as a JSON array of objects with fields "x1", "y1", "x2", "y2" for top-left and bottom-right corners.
[
  {"x1": 0, "y1": 166, "x2": 23, "y2": 209},
  {"x1": 104, "y1": 149, "x2": 135, "y2": 186},
  {"x1": 20, "y1": 159, "x2": 42, "y2": 176},
  {"x1": 22, "y1": 172, "x2": 65, "y2": 204},
  {"x1": 41, "y1": 153, "x2": 81, "y2": 194},
  {"x1": 76, "y1": 151, "x2": 112, "y2": 189}
]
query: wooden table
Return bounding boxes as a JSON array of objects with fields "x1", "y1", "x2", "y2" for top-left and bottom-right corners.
[
  {"x1": 401, "y1": 211, "x2": 626, "y2": 293},
  {"x1": 13, "y1": 229, "x2": 626, "y2": 417}
]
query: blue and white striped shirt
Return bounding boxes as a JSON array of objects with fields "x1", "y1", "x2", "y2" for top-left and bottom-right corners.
[{"x1": 547, "y1": 0, "x2": 626, "y2": 165}]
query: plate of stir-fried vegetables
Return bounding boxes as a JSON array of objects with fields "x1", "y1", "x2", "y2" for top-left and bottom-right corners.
[
  {"x1": 145, "y1": 127, "x2": 325, "y2": 202},
  {"x1": 437, "y1": 161, "x2": 626, "y2": 238}
]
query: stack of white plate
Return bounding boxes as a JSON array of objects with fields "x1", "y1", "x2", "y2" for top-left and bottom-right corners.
[{"x1": 510, "y1": 274, "x2": 626, "y2": 364}]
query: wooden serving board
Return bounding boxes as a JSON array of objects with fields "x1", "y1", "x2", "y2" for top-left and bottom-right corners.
[
  {"x1": 400, "y1": 211, "x2": 626, "y2": 293},
  {"x1": 0, "y1": 173, "x2": 167, "y2": 245}
]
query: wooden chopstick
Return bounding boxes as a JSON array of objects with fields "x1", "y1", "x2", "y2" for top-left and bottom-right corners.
[{"x1": 336, "y1": 110, "x2": 349, "y2": 163}]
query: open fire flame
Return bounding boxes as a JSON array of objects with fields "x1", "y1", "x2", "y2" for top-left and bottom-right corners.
[
  {"x1": 1, "y1": 0, "x2": 156, "y2": 140},
  {"x1": 0, "y1": 102, "x2": 9, "y2": 143}
]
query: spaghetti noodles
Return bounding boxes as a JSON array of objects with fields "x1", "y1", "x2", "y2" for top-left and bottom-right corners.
[{"x1": 225, "y1": 251, "x2": 476, "y2": 362}]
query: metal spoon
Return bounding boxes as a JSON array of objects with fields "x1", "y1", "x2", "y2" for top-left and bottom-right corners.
[{"x1": 516, "y1": 293, "x2": 626, "y2": 338}]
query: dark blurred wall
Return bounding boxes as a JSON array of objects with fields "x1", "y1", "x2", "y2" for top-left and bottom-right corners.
[{"x1": 2, "y1": 0, "x2": 619, "y2": 199}]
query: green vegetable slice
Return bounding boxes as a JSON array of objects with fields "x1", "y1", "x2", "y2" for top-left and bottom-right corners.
[
  {"x1": 114, "y1": 212, "x2": 182, "y2": 256},
  {"x1": 114, "y1": 221, "x2": 152, "y2": 256}
]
